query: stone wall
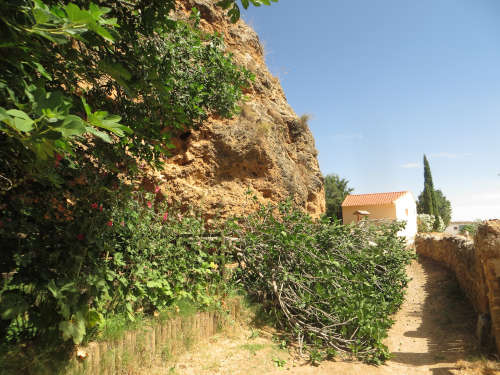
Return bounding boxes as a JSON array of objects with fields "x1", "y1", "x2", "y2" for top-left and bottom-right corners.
[
  {"x1": 475, "y1": 220, "x2": 500, "y2": 352},
  {"x1": 415, "y1": 232, "x2": 487, "y2": 313},
  {"x1": 415, "y1": 220, "x2": 500, "y2": 351}
]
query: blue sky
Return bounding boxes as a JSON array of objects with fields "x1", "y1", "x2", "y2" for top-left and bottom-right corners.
[{"x1": 242, "y1": 0, "x2": 500, "y2": 221}]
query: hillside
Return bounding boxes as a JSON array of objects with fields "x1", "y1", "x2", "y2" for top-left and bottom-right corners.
[{"x1": 152, "y1": 0, "x2": 325, "y2": 218}]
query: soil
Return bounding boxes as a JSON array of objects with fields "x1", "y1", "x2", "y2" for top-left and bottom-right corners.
[{"x1": 153, "y1": 256, "x2": 500, "y2": 375}]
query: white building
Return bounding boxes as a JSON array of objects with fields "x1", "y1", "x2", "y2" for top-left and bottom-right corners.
[{"x1": 342, "y1": 191, "x2": 418, "y2": 244}]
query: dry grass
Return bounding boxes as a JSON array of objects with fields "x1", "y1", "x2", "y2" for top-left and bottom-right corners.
[{"x1": 455, "y1": 358, "x2": 500, "y2": 375}]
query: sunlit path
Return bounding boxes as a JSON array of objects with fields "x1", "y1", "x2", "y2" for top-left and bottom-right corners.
[{"x1": 163, "y1": 257, "x2": 487, "y2": 375}]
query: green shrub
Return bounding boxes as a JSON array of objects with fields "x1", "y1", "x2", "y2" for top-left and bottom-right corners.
[
  {"x1": 460, "y1": 221, "x2": 483, "y2": 237},
  {"x1": 0, "y1": 0, "x2": 250, "y2": 351},
  {"x1": 417, "y1": 214, "x2": 445, "y2": 232},
  {"x1": 0, "y1": 0, "x2": 252, "y2": 185},
  {"x1": 0, "y1": 189, "x2": 224, "y2": 346},
  {"x1": 228, "y1": 201, "x2": 414, "y2": 363},
  {"x1": 436, "y1": 215, "x2": 445, "y2": 232}
]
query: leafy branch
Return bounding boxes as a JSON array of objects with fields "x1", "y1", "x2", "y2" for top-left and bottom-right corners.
[{"x1": 229, "y1": 201, "x2": 414, "y2": 363}]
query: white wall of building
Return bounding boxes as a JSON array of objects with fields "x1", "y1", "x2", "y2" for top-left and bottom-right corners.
[{"x1": 394, "y1": 192, "x2": 417, "y2": 244}]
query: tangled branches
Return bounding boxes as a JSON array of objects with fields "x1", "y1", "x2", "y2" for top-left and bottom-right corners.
[{"x1": 229, "y1": 201, "x2": 414, "y2": 363}]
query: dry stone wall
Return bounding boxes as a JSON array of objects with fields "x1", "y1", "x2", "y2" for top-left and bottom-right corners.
[
  {"x1": 415, "y1": 220, "x2": 500, "y2": 351},
  {"x1": 415, "y1": 232, "x2": 487, "y2": 313},
  {"x1": 475, "y1": 221, "x2": 500, "y2": 352}
]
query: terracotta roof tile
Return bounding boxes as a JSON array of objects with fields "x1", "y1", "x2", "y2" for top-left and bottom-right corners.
[{"x1": 341, "y1": 191, "x2": 409, "y2": 207}]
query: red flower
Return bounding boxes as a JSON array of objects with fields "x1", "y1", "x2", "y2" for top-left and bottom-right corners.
[
  {"x1": 99, "y1": 205, "x2": 103, "y2": 212},
  {"x1": 147, "y1": 201, "x2": 152, "y2": 208},
  {"x1": 162, "y1": 212, "x2": 168, "y2": 222},
  {"x1": 91, "y1": 203, "x2": 98, "y2": 209},
  {"x1": 106, "y1": 221, "x2": 113, "y2": 227},
  {"x1": 76, "y1": 234, "x2": 85, "y2": 241},
  {"x1": 155, "y1": 186, "x2": 160, "y2": 193},
  {"x1": 54, "y1": 153, "x2": 63, "y2": 167}
]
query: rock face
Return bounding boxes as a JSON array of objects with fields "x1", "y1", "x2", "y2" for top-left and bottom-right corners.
[
  {"x1": 415, "y1": 220, "x2": 500, "y2": 351},
  {"x1": 156, "y1": 0, "x2": 325, "y2": 219}
]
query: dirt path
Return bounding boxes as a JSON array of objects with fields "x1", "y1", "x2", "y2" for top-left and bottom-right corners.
[{"x1": 164, "y1": 256, "x2": 499, "y2": 375}]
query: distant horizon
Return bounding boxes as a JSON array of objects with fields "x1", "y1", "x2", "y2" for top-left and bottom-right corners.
[{"x1": 243, "y1": 0, "x2": 500, "y2": 222}]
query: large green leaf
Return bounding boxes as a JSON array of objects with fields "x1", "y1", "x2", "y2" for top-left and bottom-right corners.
[
  {"x1": 88, "y1": 110, "x2": 132, "y2": 136},
  {"x1": 86, "y1": 126, "x2": 112, "y2": 143},
  {"x1": 64, "y1": 3, "x2": 93, "y2": 24},
  {"x1": 5, "y1": 109, "x2": 34, "y2": 132},
  {"x1": 59, "y1": 314, "x2": 86, "y2": 344},
  {"x1": 54, "y1": 115, "x2": 86, "y2": 137},
  {"x1": 0, "y1": 107, "x2": 9, "y2": 122}
]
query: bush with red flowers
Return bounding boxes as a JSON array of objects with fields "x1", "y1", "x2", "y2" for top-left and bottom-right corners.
[{"x1": 0, "y1": 186, "x2": 225, "y2": 347}]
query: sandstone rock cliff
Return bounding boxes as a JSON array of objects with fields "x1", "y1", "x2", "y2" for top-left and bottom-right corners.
[{"x1": 152, "y1": 0, "x2": 325, "y2": 219}]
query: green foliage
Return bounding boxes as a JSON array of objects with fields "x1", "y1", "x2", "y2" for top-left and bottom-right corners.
[
  {"x1": 418, "y1": 189, "x2": 452, "y2": 227},
  {"x1": 0, "y1": 337, "x2": 74, "y2": 375},
  {"x1": 0, "y1": 0, "x2": 251, "y2": 350},
  {"x1": 417, "y1": 214, "x2": 445, "y2": 233},
  {"x1": 0, "y1": 190, "x2": 224, "y2": 346},
  {"x1": 0, "y1": 0, "x2": 252, "y2": 186},
  {"x1": 217, "y1": 0, "x2": 279, "y2": 23},
  {"x1": 228, "y1": 201, "x2": 414, "y2": 363},
  {"x1": 421, "y1": 155, "x2": 437, "y2": 216},
  {"x1": 419, "y1": 155, "x2": 448, "y2": 230},
  {"x1": 272, "y1": 356, "x2": 286, "y2": 367},
  {"x1": 0, "y1": 1, "x2": 128, "y2": 190},
  {"x1": 323, "y1": 174, "x2": 353, "y2": 221},
  {"x1": 309, "y1": 349, "x2": 326, "y2": 366},
  {"x1": 434, "y1": 190, "x2": 452, "y2": 226},
  {"x1": 0, "y1": 0, "x2": 260, "y2": 369},
  {"x1": 460, "y1": 220, "x2": 483, "y2": 237},
  {"x1": 417, "y1": 214, "x2": 434, "y2": 232}
]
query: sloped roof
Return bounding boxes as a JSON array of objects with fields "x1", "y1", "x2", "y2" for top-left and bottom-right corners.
[{"x1": 341, "y1": 191, "x2": 409, "y2": 207}]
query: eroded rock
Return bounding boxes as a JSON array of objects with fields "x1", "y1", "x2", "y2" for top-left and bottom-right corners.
[{"x1": 154, "y1": 1, "x2": 325, "y2": 219}]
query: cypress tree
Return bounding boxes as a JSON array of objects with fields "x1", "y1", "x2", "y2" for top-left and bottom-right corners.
[
  {"x1": 423, "y1": 186, "x2": 434, "y2": 216},
  {"x1": 422, "y1": 155, "x2": 441, "y2": 230},
  {"x1": 422, "y1": 155, "x2": 433, "y2": 213}
]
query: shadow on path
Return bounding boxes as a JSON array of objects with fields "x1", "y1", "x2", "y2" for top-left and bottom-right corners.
[{"x1": 389, "y1": 255, "x2": 478, "y2": 373}]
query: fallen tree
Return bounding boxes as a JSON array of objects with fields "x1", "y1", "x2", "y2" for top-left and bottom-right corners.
[{"x1": 228, "y1": 201, "x2": 414, "y2": 363}]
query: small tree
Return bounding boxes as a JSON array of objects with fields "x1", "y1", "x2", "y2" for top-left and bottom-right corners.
[
  {"x1": 324, "y1": 174, "x2": 353, "y2": 221},
  {"x1": 419, "y1": 155, "x2": 442, "y2": 231},
  {"x1": 417, "y1": 214, "x2": 434, "y2": 232},
  {"x1": 422, "y1": 156, "x2": 436, "y2": 214},
  {"x1": 433, "y1": 189, "x2": 452, "y2": 226},
  {"x1": 417, "y1": 189, "x2": 452, "y2": 227}
]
